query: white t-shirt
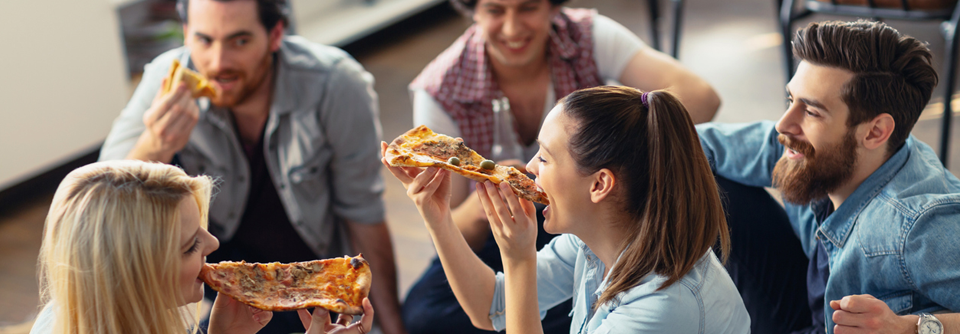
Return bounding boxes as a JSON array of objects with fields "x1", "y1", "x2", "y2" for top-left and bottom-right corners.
[{"x1": 411, "y1": 13, "x2": 648, "y2": 161}]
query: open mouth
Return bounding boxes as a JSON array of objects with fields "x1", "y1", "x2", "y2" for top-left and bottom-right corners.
[{"x1": 501, "y1": 37, "x2": 531, "y2": 52}]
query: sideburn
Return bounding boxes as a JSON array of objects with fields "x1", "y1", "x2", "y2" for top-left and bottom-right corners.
[{"x1": 772, "y1": 130, "x2": 859, "y2": 205}]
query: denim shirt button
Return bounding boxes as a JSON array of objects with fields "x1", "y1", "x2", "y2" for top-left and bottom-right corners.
[{"x1": 291, "y1": 172, "x2": 303, "y2": 183}]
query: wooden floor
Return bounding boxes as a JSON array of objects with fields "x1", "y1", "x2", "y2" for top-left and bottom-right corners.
[{"x1": 3, "y1": 0, "x2": 960, "y2": 332}]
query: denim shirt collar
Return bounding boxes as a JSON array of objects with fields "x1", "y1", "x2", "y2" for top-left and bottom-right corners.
[
  {"x1": 584, "y1": 242, "x2": 632, "y2": 303},
  {"x1": 815, "y1": 138, "x2": 913, "y2": 248}
]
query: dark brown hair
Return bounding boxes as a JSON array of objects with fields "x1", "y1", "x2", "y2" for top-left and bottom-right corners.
[
  {"x1": 177, "y1": 0, "x2": 288, "y2": 31},
  {"x1": 450, "y1": 0, "x2": 569, "y2": 16},
  {"x1": 560, "y1": 86, "x2": 730, "y2": 308},
  {"x1": 793, "y1": 20, "x2": 937, "y2": 152}
]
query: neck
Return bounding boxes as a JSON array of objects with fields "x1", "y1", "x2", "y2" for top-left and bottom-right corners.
[
  {"x1": 576, "y1": 211, "x2": 631, "y2": 278},
  {"x1": 828, "y1": 150, "x2": 889, "y2": 210},
  {"x1": 230, "y1": 59, "x2": 275, "y2": 145},
  {"x1": 488, "y1": 51, "x2": 549, "y2": 86}
]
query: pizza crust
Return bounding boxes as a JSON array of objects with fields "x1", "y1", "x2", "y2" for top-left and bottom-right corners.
[
  {"x1": 385, "y1": 125, "x2": 549, "y2": 205},
  {"x1": 199, "y1": 255, "x2": 371, "y2": 314}
]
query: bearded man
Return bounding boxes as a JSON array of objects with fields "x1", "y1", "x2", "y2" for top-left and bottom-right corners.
[
  {"x1": 98, "y1": 1, "x2": 405, "y2": 333},
  {"x1": 698, "y1": 20, "x2": 960, "y2": 334}
]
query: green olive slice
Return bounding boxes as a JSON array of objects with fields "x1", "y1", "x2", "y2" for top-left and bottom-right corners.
[{"x1": 480, "y1": 160, "x2": 495, "y2": 170}]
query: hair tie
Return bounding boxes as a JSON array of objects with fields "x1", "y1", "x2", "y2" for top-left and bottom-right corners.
[{"x1": 641, "y1": 91, "x2": 650, "y2": 108}]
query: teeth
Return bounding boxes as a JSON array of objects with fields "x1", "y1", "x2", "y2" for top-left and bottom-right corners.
[{"x1": 506, "y1": 41, "x2": 524, "y2": 48}]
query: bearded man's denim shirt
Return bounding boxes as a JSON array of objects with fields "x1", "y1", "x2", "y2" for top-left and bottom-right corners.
[{"x1": 697, "y1": 121, "x2": 960, "y2": 333}]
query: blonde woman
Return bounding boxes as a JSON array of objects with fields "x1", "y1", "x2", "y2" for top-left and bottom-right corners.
[
  {"x1": 384, "y1": 86, "x2": 749, "y2": 333},
  {"x1": 30, "y1": 160, "x2": 373, "y2": 334}
]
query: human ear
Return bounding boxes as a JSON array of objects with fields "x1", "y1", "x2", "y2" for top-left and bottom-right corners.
[
  {"x1": 268, "y1": 22, "x2": 285, "y2": 52},
  {"x1": 861, "y1": 113, "x2": 894, "y2": 151},
  {"x1": 590, "y1": 169, "x2": 616, "y2": 203}
]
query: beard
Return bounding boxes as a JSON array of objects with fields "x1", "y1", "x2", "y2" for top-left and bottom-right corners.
[
  {"x1": 772, "y1": 130, "x2": 858, "y2": 205},
  {"x1": 207, "y1": 50, "x2": 273, "y2": 108}
]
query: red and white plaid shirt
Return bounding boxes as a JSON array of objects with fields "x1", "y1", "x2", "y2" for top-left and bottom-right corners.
[{"x1": 410, "y1": 8, "x2": 603, "y2": 158}]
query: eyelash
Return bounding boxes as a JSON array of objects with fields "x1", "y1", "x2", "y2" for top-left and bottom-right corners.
[
  {"x1": 185, "y1": 237, "x2": 200, "y2": 255},
  {"x1": 787, "y1": 97, "x2": 820, "y2": 118},
  {"x1": 538, "y1": 156, "x2": 547, "y2": 163}
]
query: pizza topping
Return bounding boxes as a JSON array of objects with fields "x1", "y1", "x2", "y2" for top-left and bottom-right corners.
[
  {"x1": 199, "y1": 255, "x2": 371, "y2": 314},
  {"x1": 385, "y1": 125, "x2": 549, "y2": 204},
  {"x1": 480, "y1": 160, "x2": 496, "y2": 170}
]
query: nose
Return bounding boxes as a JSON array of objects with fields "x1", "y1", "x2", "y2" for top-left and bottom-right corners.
[
  {"x1": 775, "y1": 102, "x2": 803, "y2": 137},
  {"x1": 202, "y1": 230, "x2": 220, "y2": 256},
  {"x1": 526, "y1": 157, "x2": 538, "y2": 177},
  {"x1": 502, "y1": 11, "x2": 520, "y2": 38},
  {"x1": 207, "y1": 42, "x2": 229, "y2": 73}
]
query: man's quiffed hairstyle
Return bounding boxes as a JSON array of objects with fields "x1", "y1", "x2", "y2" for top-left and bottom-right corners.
[
  {"x1": 793, "y1": 20, "x2": 937, "y2": 152},
  {"x1": 177, "y1": 0, "x2": 288, "y2": 30},
  {"x1": 450, "y1": 0, "x2": 569, "y2": 15}
]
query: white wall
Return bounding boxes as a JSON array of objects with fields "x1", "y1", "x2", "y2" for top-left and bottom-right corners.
[{"x1": 0, "y1": 0, "x2": 128, "y2": 189}]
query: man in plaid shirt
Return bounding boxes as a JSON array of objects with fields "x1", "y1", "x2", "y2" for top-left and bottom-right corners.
[{"x1": 402, "y1": 1, "x2": 727, "y2": 333}]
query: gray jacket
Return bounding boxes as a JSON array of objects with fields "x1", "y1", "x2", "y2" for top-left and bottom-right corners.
[{"x1": 100, "y1": 36, "x2": 386, "y2": 257}]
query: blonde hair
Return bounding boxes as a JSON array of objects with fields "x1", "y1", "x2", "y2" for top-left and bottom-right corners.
[{"x1": 37, "y1": 160, "x2": 213, "y2": 334}]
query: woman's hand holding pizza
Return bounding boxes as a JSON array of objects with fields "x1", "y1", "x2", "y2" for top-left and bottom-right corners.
[
  {"x1": 476, "y1": 181, "x2": 538, "y2": 262},
  {"x1": 298, "y1": 298, "x2": 375, "y2": 334},
  {"x1": 207, "y1": 293, "x2": 273, "y2": 334},
  {"x1": 380, "y1": 141, "x2": 454, "y2": 228}
]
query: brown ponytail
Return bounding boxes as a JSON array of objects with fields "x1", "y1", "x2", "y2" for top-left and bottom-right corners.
[{"x1": 560, "y1": 86, "x2": 729, "y2": 308}]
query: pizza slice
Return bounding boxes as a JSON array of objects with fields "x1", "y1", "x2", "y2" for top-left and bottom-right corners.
[
  {"x1": 384, "y1": 125, "x2": 549, "y2": 205},
  {"x1": 162, "y1": 59, "x2": 218, "y2": 99},
  {"x1": 199, "y1": 254, "x2": 372, "y2": 314}
]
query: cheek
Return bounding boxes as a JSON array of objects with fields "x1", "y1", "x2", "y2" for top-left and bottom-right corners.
[{"x1": 180, "y1": 254, "x2": 202, "y2": 282}]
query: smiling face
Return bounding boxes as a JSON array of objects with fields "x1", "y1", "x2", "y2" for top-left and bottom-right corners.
[
  {"x1": 177, "y1": 196, "x2": 219, "y2": 305},
  {"x1": 183, "y1": 0, "x2": 282, "y2": 107},
  {"x1": 473, "y1": 0, "x2": 559, "y2": 69},
  {"x1": 773, "y1": 61, "x2": 860, "y2": 204},
  {"x1": 526, "y1": 105, "x2": 594, "y2": 235}
]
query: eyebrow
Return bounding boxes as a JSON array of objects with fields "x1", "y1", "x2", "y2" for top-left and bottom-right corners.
[
  {"x1": 194, "y1": 31, "x2": 254, "y2": 41},
  {"x1": 799, "y1": 98, "x2": 830, "y2": 113},
  {"x1": 786, "y1": 87, "x2": 831, "y2": 113},
  {"x1": 482, "y1": 0, "x2": 540, "y2": 7},
  {"x1": 536, "y1": 139, "x2": 553, "y2": 157}
]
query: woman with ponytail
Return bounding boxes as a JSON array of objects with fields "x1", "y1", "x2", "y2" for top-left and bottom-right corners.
[{"x1": 383, "y1": 86, "x2": 748, "y2": 333}]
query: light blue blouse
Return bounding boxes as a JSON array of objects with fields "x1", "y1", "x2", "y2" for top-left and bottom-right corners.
[{"x1": 488, "y1": 234, "x2": 750, "y2": 333}]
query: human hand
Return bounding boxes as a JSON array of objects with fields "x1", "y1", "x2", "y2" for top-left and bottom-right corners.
[
  {"x1": 381, "y1": 141, "x2": 453, "y2": 226},
  {"x1": 830, "y1": 294, "x2": 916, "y2": 334},
  {"x1": 208, "y1": 293, "x2": 272, "y2": 334},
  {"x1": 135, "y1": 79, "x2": 200, "y2": 161},
  {"x1": 299, "y1": 298, "x2": 375, "y2": 334},
  {"x1": 476, "y1": 181, "x2": 537, "y2": 262}
]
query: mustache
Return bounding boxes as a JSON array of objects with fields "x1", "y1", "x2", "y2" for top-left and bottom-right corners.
[{"x1": 777, "y1": 134, "x2": 815, "y2": 157}]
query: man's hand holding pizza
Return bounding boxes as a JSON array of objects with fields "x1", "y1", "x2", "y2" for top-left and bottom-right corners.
[{"x1": 127, "y1": 79, "x2": 200, "y2": 163}]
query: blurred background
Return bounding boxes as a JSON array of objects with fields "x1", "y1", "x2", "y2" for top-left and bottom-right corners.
[{"x1": 1, "y1": 0, "x2": 958, "y2": 332}]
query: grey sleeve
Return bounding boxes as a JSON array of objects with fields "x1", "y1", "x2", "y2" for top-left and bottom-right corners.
[
  {"x1": 319, "y1": 58, "x2": 386, "y2": 224},
  {"x1": 99, "y1": 54, "x2": 177, "y2": 161}
]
